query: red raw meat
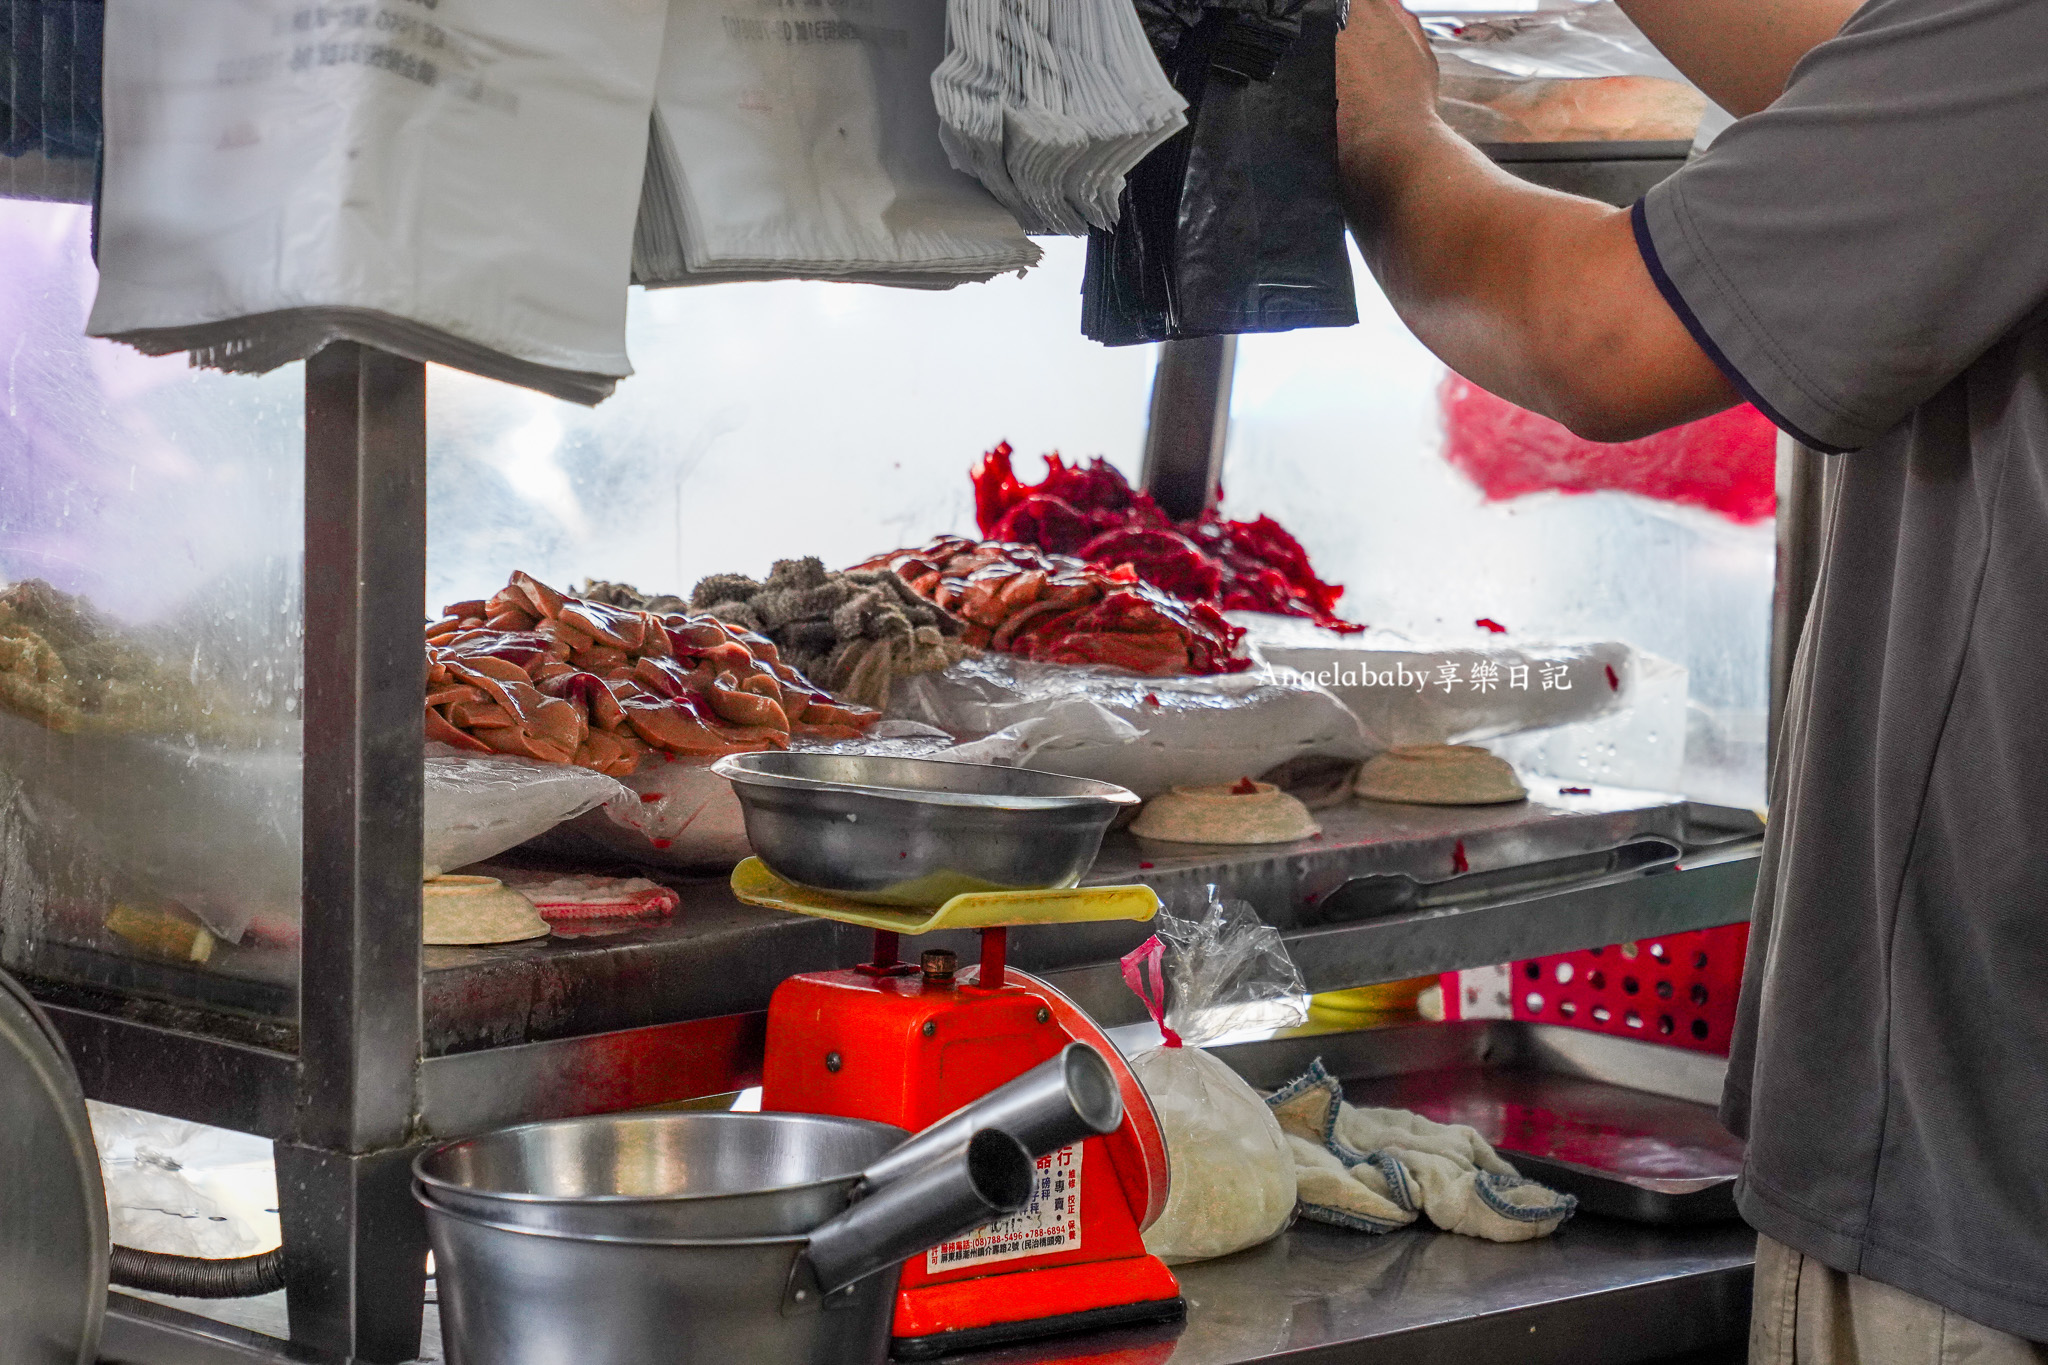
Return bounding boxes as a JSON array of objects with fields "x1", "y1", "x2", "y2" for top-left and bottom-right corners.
[
  {"x1": 1187, "y1": 513, "x2": 1357, "y2": 628},
  {"x1": 988, "y1": 495, "x2": 1101, "y2": 555},
  {"x1": 1438, "y1": 375, "x2": 1778, "y2": 524},
  {"x1": 1077, "y1": 527, "x2": 1223, "y2": 600},
  {"x1": 972, "y1": 442, "x2": 1362, "y2": 632}
]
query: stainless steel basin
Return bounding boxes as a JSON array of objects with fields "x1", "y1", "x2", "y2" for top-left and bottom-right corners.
[
  {"x1": 713, "y1": 752, "x2": 1139, "y2": 905},
  {"x1": 415, "y1": 1111, "x2": 904, "y2": 1239}
]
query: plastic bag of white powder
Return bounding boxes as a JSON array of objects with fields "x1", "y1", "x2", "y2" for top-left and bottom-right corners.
[{"x1": 1122, "y1": 893, "x2": 1303, "y2": 1264}]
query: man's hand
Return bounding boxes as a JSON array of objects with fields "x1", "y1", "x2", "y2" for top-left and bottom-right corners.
[
  {"x1": 1334, "y1": 0, "x2": 1738, "y2": 441},
  {"x1": 1330, "y1": 0, "x2": 1438, "y2": 142}
]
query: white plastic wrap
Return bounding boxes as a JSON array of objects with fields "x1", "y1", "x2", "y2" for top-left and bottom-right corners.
[
  {"x1": 1122, "y1": 894, "x2": 1305, "y2": 1265},
  {"x1": 1237, "y1": 615, "x2": 1633, "y2": 753},
  {"x1": 88, "y1": 1101, "x2": 279, "y2": 1258},
  {"x1": 423, "y1": 746, "x2": 631, "y2": 877},
  {"x1": 894, "y1": 651, "x2": 1367, "y2": 798}
]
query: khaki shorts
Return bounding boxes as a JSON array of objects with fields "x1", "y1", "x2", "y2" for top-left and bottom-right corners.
[{"x1": 1752, "y1": 1235, "x2": 2047, "y2": 1365}]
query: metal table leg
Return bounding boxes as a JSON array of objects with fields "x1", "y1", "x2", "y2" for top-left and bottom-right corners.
[{"x1": 284, "y1": 342, "x2": 429, "y2": 1362}]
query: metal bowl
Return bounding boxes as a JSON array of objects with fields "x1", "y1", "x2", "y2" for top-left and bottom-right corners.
[
  {"x1": 711, "y1": 753, "x2": 1140, "y2": 906},
  {"x1": 414, "y1": 1111, "x2": 905, "y2": 1239}
]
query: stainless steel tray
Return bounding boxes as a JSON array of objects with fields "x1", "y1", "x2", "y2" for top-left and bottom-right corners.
[{"x1": 1193, "y1": 1019, "x2": 1745, "y2": 1225}]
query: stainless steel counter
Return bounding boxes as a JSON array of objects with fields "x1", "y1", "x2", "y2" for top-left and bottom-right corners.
[
  {"x1": 103, "y1": 1218, "x2": 1754, "y2": 1365},
  {"x1": 955, "y1": 1218, "x2": 1754, "y2": 1365}
]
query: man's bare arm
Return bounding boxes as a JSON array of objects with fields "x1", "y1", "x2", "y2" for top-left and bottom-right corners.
[
  {"x1": 1616, "y1": 0, "x2": 1861, "y2": 117},
  {"x1": 1337, "y1": 0, "x2": 1736, "y2": 441}
]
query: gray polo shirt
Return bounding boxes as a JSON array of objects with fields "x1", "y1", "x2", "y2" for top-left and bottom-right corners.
[{"x1": 1634, "y1": 0, "x2": 2048, "y2": 1340}]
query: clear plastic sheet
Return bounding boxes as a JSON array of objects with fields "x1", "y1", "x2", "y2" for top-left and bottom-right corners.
[
  {"x1": 0, "y1": 198, "x2": 306, "y2": 1010},
  {"x1": 1424, "y1": 2, "x2": 1710, "y2": 144},
  {"x1": 422, "y1": 747, "x2": 631, "y2": 877},
  {"x1": 894, "y1": 649, "x2": 1367, "y2": 797},
  {"x1": 0, "y1": 713, "x2": 301, "y2": 944},
  {"x1": 1124, "y1": 892, "x2": 1303, "y2": 1263}
]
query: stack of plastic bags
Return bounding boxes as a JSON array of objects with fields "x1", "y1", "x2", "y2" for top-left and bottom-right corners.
[
  {"x1": 633, "y1": 0, "x2": 1039, "y2": 290},
  {"x1": 86, "y1": 0, "x2": 669, "y2": 405},
  {"x1": 929, "y1": 0, "x2": 1189, "y2": 234}
]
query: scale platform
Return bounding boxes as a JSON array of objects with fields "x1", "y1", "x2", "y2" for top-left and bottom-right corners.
[{"x1": 729, "y1": 857, "x2": 1160, "y2": 935}]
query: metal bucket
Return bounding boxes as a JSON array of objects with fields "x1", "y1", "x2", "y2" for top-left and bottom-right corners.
[
  {"x1": 419, "y1": 1121, "x2": 1037, "y2": 1365},
  {"x1": 415, "y1": 1111, "x2": 903, "y2": 1238},
  {"x1": 416, "y1": 1050, "x2": 1122, "y2": 1365},
  {"x1": 424, "y1": 1207, "x2": 899, "y2": 1365}
]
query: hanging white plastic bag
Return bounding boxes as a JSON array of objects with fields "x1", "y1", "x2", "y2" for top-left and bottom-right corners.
[
  {"x1": 88, "y1": 0, "x2": 669, "y2": 405},
  {"x1": 423, "y1": 746, "x2": 630, "y2": 876},
  {"x1": 637, "y1": 0, "x2": 1038, "y2": 283},
  {"x1": 1121, "y1": 892, "x2": 1303, "y2": 1264}
]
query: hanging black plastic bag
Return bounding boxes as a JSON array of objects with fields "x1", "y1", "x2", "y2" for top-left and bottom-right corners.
[{"x1": 1083, "y1": 0, "x2": 1356, "y2": 345}]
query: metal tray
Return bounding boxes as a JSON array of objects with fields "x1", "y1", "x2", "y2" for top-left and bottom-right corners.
[{"x1": 1196, "y1": 1018, "x2": 1745, "y2": 1225}]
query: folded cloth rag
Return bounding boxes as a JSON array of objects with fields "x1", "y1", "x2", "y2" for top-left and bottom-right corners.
[{"x1": 1267, "y1": 1059, "x2": 1575, "y2": 1242}]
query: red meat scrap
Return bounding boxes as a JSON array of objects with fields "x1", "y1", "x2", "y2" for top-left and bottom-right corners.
[{"x1": 1438, "y1": 375, "x2": 1778, "y2": 524}]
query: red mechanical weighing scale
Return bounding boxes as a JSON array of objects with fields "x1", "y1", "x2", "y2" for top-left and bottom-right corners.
[{"x1": 733, "y1": 857, "x2": 1184, "y2": 1359}]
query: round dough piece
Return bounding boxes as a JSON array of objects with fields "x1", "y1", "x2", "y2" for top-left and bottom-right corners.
[
  {"x1": 1130, "y1": 781, "x2": 1321, "y2": 845},
  {"x1": 423, "y1": 876, "x2": 551, "y2": 946},
  {"x1": 1355, "y1": 744, "x2": 1527, "y2": 806}
]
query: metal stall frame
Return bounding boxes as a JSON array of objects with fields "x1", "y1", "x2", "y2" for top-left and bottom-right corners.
[{"x1": 23, "y1": 141, "x2": 1772, "y2": 1365}]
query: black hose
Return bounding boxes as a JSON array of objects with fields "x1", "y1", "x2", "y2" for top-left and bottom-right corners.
[{"x1": 108, "y1": 1243, "x2": 287, "y2": 1299}]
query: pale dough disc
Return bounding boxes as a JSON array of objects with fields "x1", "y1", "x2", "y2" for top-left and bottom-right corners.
[
  {"x1": 1131, "y1": 782, "x2": 1322, "y2": 845},
  {"x1": 1355, "y1": 744, "x2": 1527, "y2": 806},
  {"x1": 423, "y1": 875, "x2": 551, "y2": 946}
]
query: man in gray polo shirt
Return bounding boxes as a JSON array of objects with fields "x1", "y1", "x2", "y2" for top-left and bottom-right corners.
[{"x1": 1331, "y1": 0, "x2": 2048, "y2": 1356}]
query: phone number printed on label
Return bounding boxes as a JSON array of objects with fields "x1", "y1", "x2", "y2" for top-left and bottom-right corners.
[{"x1": 925, "y1": 1144, "x2": 1081, "y2": 1272}]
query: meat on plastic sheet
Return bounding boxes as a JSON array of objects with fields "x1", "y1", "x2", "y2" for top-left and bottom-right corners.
[
  {"x1": 893, "y1": 650, "x2": 1367, "y2": 798},
  {"x1": 88, "y1": 0, "x2": 669, "y2": 405},
  {"x1": 1235, "y1": 614, "x2": 1633, "y2": 753},
  {"x1": 1120, "y1": 893, "x2": 1304, "y2": 1264}
]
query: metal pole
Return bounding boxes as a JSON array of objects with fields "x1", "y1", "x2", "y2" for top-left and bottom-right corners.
[
  {"x1": 280, "y1": 341, "x2": 430, "y2": 1363},
  {"x1": 1768, "y1": 435, "x2": 1825, "y2": 784},
  {"x1": 1139, "y1": 335, "x2": 1236, "y2": 521}
]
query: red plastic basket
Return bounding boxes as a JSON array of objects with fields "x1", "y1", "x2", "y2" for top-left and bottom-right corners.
[{"x1": 1507, "y1": 922, "x2": 1750, "y2": 1054}]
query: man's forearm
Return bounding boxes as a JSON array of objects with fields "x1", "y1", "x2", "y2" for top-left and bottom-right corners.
[
  {"x1": 1341, "y1": 112, "x2": 1736, "y2": 441},
  {"x1": 1616, "y1": 0, "x2": 1861, "y2": 117}
]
